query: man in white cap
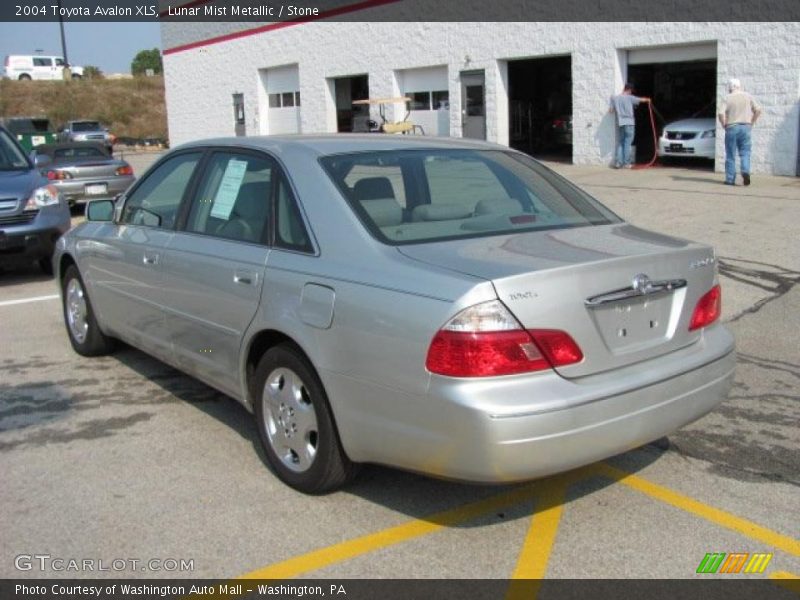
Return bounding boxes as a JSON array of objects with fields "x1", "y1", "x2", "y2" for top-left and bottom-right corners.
[{"x1": 718, "y1": 78, "x2": 762, "y2": 186}]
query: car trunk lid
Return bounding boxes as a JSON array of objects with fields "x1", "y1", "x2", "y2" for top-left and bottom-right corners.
[
  {"x1": 56, "y1": 160, "x2": 119, "y2": 179},
  {"x1": 398, "y1": 223, "x2": 719, "y2": 378}
]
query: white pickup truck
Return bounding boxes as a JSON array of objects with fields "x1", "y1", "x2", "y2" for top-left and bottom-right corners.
[{"x1": 4, "y1": 55, "x2": 84, "y2": 80}]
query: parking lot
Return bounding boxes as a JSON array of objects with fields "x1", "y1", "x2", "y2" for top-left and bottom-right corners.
[{"x1": 1, "y1": 154, "x2": 798, "y2": 587}]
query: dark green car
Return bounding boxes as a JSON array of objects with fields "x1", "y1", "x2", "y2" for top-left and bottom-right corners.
[{"x1": 0, "y1": 117, "x2": 57, "y2": 152}]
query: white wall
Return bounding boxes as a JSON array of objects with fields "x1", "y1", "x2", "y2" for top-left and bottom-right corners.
[{"x1": 163, "y1": 22, "x2": 800, "y2": 176}]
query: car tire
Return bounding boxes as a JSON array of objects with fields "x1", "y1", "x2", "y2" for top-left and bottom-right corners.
[
  {"x1": 38, "y1": 257, "x2": 54, "y2": 276},
  {"x1": 253, "y1": 344, "x2": 358, "y2": 494},
  {"x1": 62, "y1": 265, "x2": 114, "y2": 356},
  {"x1": 18, "y1": 74, "x2": 31, "y2": 81},
  {"x1": 71, "y1": 74, "x2": 81, "y2": 80}
]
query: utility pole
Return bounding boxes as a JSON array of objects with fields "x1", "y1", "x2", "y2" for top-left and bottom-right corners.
[{"x1": 57, "y1": 0, "x2": 71, "y2": 80}]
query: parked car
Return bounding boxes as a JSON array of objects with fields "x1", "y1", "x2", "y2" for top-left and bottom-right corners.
[
  {"x1": 34, "y1": 142, "x2": 135, "y2": 207},
  {"x1": 0, "y1": 117, "x2": 58, "y2": 152},
  {"x1": 549, "y1": 115, "x2": 573, "y2": 147},
  {"x1": 0, "y1": 125, "x2": 70, "y2": 274},
  {"x1": 658, "y1": 118, "x2": 716, "y2": 160},
  {"x1": 4, "y1": 55, "x2": 84, "y2": 80},
  {"x1": 58, "y1": 121, "x2": 116, "y2": 154},
  {"x1": 55, "y1": 135, "x2": 734, "y2": 493}
]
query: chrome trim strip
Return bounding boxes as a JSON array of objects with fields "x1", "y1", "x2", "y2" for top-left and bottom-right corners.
[{"x1": 585, "y1": 278, "x2": 686, "y2": 307}]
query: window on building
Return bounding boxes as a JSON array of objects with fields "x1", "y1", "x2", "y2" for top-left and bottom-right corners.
[
  {"x1": 268, "y1": 91, "x2": 301, "y2": 109},
  {"x1": 408, "y1": 91, "x2": 431, "y2": 111},
  {"x1": 432, "y1": 90, "x2": 449, "y2": 110},
  {"x1": 406, "y1": 90, "x2": 450, "y2": 111}
]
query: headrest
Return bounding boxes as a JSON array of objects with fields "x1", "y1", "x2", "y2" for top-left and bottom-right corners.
[
  {"x1": 353, "y1": 177, "x2": 395, "y2": 201},
  {"x1": 362, "y1": 197, "x2": 403, "y2": 227},
  {"x1": 411, "y1": 203, "x2": 473, "y2": 222},
  {"x1": 473, "y1": 198, "x2": 524, "y2": 216}
]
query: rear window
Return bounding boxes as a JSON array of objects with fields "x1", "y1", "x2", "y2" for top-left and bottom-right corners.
[
  {"x1": 320, "y1": 149, "x2": 620, "y2": 245},
  {"x1": 53, "y1": 146, "x2": 107, "y2": 159},
  {"x1": 72, "y1": 122, "x2": 102, "y2": 132}
]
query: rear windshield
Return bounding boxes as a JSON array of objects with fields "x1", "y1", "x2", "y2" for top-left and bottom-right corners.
[
  {"x1": 320, "y1": 149, "x2": 620, "y2": 245},
  {"x1": 53, "y1": 146, "x2": 107, "y2": 159},
  {"x1": 72, "y1": 121, "x2": 102, "y2": 132}
]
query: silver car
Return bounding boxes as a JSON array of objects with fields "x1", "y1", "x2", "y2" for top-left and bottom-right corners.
[
  {"x1": 34, "y1": 143, "x2": 135, "y2": 207},
  {"x1": 658, "y1": 118, "x2": 716, "y2": 160},
  {"x1": 55, "y1": 135, "x2": 735, "y2": 493}
]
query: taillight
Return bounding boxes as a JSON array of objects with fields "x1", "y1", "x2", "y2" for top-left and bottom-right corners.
[
  {"x1": 46, "y1": 170, "x2": 71, "y2": 180},
  {"x1": 689, "y1": 285, "x2": 721, "y2": 331},
  {"x1": 425, "y1": 300, "x2": 583, "y2": 377},
  {"x1": 115, "y1": 165, "x2": 133, "y2": 176}
]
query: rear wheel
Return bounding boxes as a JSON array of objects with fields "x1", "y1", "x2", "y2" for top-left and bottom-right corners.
[
  {"x1": 62, "y1": 265, "x2": 114, "y2": 356},
  {"x1": 18, "y1": 74, "x2": 31, "y2": 81},
  {"x1": 253, "y1": 344, "x2": 357, "y2": 494}
]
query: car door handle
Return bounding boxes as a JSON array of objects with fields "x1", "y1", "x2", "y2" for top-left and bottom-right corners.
[
  {"x1": 142, "y1": 253, "x2": 159, "y2": 266},
  {"x1": 234, "y1": 270, "x2": 256, "y2": 286}
]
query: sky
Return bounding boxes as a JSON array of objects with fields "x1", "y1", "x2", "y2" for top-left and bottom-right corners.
[{"x1": 0, "y1": 22, "x2": 161, "y2": 75}]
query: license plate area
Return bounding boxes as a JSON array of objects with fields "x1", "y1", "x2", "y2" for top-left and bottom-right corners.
[
  {"x1": 669, "y1": 143, "x2": 684, "y2": 152},
  {"x1": 589, "y1": 294, "x2": 676, "y2": 353},
  {"x1": 85, "y1": 183, "x2": 108, "y2": 196}
]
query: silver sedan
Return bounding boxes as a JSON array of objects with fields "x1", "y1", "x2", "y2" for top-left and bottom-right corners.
[
  {"x1": 34, "y1": 142, "x2": 135, "y2": 207},
  {"x1": 54, "y1": 135, "x2": 735, "y2": 493}
]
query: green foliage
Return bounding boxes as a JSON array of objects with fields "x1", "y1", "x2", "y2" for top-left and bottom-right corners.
[
  {"x1": 83, "y1": 66, "x2": 103, "y2": 80},
  {"x1": 131, "y1": 48, "x2": 163, "y2": 76}
]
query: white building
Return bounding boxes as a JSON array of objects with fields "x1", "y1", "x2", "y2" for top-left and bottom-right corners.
[{"x1": 161, "y1": 20, "x2": 800, "y2": 176}]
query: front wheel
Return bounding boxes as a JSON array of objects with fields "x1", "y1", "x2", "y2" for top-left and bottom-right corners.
[
  {"x1": 62, "y1": 265, "x2": 114, "y2": 356},
  {"x1": 253, "y1": 344, "x2": 357, "y2": 494}
]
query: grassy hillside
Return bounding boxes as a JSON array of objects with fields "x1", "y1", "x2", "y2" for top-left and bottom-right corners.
[{"x1": 0, "y1": 76, "x2": 167, "y2": 142}]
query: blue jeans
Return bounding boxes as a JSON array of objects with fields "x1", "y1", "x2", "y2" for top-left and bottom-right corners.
[
  {"x1": 724, "y1": 124, "x2": 752, "y2": 183},
  {"x1": 616, "y1": 125, "x2": 635, "y2": 167}
]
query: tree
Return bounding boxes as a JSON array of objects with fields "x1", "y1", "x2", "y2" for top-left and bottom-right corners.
[
  {"x1": 131, "y1": 49, "x2": 163, "y2": 76},
  {"x1": 83, "y1": 65, "x2": 103, "y2": 79}
]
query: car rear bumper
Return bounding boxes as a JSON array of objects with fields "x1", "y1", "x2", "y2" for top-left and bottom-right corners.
[
  {"x1": 658, "y1": 138, "x2": 715, "y2": 159},
  {"x1": 328, "y1": 324, "x2": 735, "y2": 483},
  {"x1": 54, "y1": 176, "x2": 134, "y2": 205}
]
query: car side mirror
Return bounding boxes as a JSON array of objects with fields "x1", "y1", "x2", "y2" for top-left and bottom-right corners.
[
  {"x1": 33, "y1": 153, "x2": 52, "y2": 169},
  {"x1": 86, "y1": 199, "x2": 115, "y2": 222}
]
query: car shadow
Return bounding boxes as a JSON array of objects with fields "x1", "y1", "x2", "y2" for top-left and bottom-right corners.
[
  {"x1": 0, "y1": 263, "x2": 53, "y2": 286},
  {"x1": 107, "y1": 345, "x2": 665, "y2": 527}
]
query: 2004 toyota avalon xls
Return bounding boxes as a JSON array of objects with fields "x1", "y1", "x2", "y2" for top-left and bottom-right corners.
[{"x1": 55, "y1": 135, "x2": 735, "y2": 493}]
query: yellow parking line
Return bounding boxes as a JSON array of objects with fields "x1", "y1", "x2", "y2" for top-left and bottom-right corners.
[
  {"x1": 595, "y1": 463, "x2": 800, "y2": 557},
  {"x1": 506, "y1": 478, "x2": 569, "y2": 600},
  {"x1": 770, "y1": 572, "x2": 800, "y2": 596},
  {"x1": 239, "y1": 482, "x2": 544, "y2": 579}
]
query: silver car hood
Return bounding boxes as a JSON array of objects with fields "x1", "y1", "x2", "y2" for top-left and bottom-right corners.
[{"x1": 663, "y1": 118, "x2": 715, "y2": 132}]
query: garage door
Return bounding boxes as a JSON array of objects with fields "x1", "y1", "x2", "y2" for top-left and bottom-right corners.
[
  {"x1": 628, "y1": 43, "x2": 716, "y2": 65},
  {"x1": 397, "y1": 66, "x2": 450, "y2": 136},
  {"x1": 265, "y1": 64, "x2": 301, "y2": 135}
]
